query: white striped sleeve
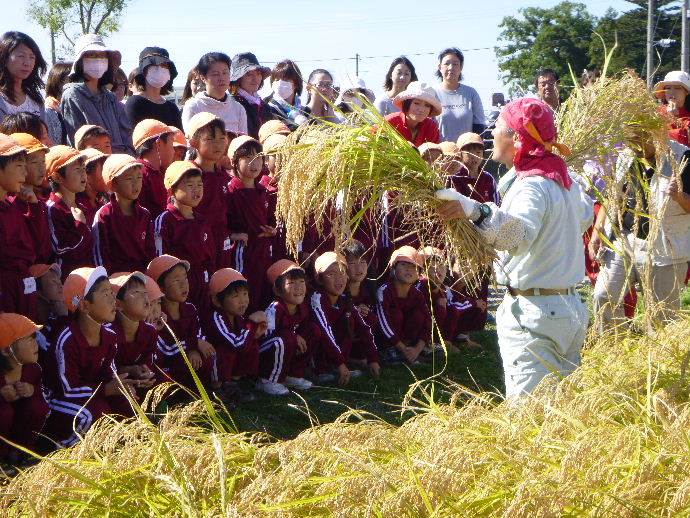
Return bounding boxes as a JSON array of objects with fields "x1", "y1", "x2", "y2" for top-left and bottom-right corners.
[
  {"x1": 55, "y1": 328, "x2": 95, "y2": 398},
  {"x1": 310, "y1": 293, "x2": 341, "y2": 353},
  {"x1": 213, "y1": 311, "x2": 250, "y2": 349}
]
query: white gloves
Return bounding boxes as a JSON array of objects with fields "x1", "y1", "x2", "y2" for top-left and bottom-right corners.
[{"x1": 435, "y1": 188, "x2": 480, "y2": 219}]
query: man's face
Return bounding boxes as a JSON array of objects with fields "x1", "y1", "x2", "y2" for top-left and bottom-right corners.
[{"x1": 537, "y1": 73, "x2": 559, "y2": 103}]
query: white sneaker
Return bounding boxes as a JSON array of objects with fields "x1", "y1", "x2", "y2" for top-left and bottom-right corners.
[
  {"x1": 349, "y1": 369, "x2": 363, "y2": 379},
  {"x1": 256, "y1": 379, "x2": 289, "y2": 396},
  {"x1": 284, "y1": 376, "x2": 313, "y2": 390}
]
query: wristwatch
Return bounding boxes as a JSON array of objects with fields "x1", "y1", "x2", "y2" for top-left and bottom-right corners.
[{"x1": 474, "y1": 203, "x2": 492, "y2": 226}]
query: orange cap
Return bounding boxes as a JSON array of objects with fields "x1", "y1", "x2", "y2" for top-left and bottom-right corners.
[
  {"x1": 228, "y1": 135, "x2": 259, "y2": 159},
  {"x1": 438, "y1": 141, "x2": 461, "y2": 156},
  {"x1": 314, "y1": 251, "x2": 347, "y2": 275},
  {"x1": 74, "y1": 124, "x2": 104, "y2": 149},
  {"x1": 102, "y1": 154, "x2": 142, "y2": 189},
  {"x1": 172, "y1": 129, "x2": 188, "y2": 148},
  {"x1": 186, "y1": 112, "x2": 224, "y2": 139},
  {"x1": 146, "y1": 255, "x2": 190, "y2": 283},
  {"x1": 263, "y1": 133, "x2": 288, "y2": 154},
  {"x1": 418, "y1": 246, "x2": 443, "y2": 261},
  {"x1": 0, "y1": 133, "x2": 26, "y2": 157},
  {"x1": 109, "y1": 271, "x2": 147, "y2": 296},
  {"x1": 209, "y1": 268, "x2": 247, "y2": 296},
  {"x1": 266, "y1": 259, "x2": 303, "y2": 286},
  {"x1": 258, "y1": 120, "x2": 290, "y2": 144},
  {"x1": 163, "y1": 160, "x2": 201, "y2": 191},
  {"x1": 388, "y1": 245, "x2": 421, "y2": 268},
  {"x1": 456, "y1": 132, "x2": 484, "y2": 150},
  {"x1": 80, "y1": 147, "x2": 108, "y2": 166},
  {"x1": 45, "y1": 145, "x2": 83, "y2": 180},
  {"x1": 10, "y1": 133, "x2": 48, "y2": 154},
  {"x1": 144, "y1": 274, "x2": 164, "y2": 300},
  {"x1": 132, "y1": 119, "x2": 175, "y2": 150},
  {"x1": 0, "y1": 313, "x2": 42, "y2": 350},
  {"x1": 63, "y1": 266, "x2": 109, "y2": 312},
  {"x1": 28, "y1": 263, "x2": 61, "y2": 279}
]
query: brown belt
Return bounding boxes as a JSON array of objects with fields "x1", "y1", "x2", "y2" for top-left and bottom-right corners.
[{"x1": 509, "y1": 287, "x2": 576, "y2": 297}]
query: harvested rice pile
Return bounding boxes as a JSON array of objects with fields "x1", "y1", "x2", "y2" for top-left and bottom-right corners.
[{"x1": 4, "y1": 317, "x2": 690, "y2": 517}]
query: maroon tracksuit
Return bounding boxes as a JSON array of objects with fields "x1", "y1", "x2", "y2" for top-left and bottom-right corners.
[
  {"x1": 154, "y1": 302, "x2": 212, "y2": 387},
  {"x1": 47, "y1": 193, "x2": 94, "y2": 280},
  {"x1": 417, "y1": 278, "x2": 465, "y2": 341},
  {"x1": 109, "y1": 319, "x2": 158, "y2": 370},
  {"x1": 380, "y1": 192, "x2": 420, "y2": 271},
  {"x1": 447, "y1": 285, "x2": 488, "y2": 334},
  {"x1": 226, "y1": 176, "x2": 274, "y2": 310},
  {"x1": 197, "y1": 166, "x2": 232, "y2": 268},
  {"x1": 0, "y1": 198, "x2": 39, "y2": 318},
  {"x1": 260, "y1": 174, "x2": 289, "y2": 261},
  {"x1": 375, "y1": 281, "x2": 432, "y2": 349},
  {"x1": 154, "y1": 202, "x2": 215, "y2": 311},
  {"x1": 308, "y1": 291, "x2": 379, "y2": 373},
  {"x1": 138, "y1": 159, "x2": 168, "y2": 219},
  {"x1": 92, "y1": 194, "x2": 156, "y2": 274},
  {"x1": 11, "y1": 195, "x2": 52, "y2": 264},
  {"x1": 201, "y1": 310, "x2": 260, "y2": 383},
  {"x1": 75, "y1": 191, "x2": 107, "y2": 228},
  {"x1": 43, "y1": 322, "x2": 132, "y2": 448},
  {"x1": 0, "y1": 363, "x2": 49, "y2": 461},
  {"x1": 346, "y1": 281, "x2": 378, "y2": 330},
  {"x1": 301, "y1": 207, "x2": 336, "y2": 261},
  {"x1": 259, "y1": 299, "x2": 319, "y2": 383}
]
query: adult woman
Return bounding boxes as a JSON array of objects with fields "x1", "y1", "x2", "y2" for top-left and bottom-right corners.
[
  {"x1": 60, "y1": 34, "x2": 133, "y2": 154},
  {"x1": 0, "y1": 31, "x2": 47, "y2": 121},
  {"x1": 375, "y1": 56, "x2": 417, "y2": 116},
  {"x1": 302, "y1": 69, "x2": 339, "y2": 124},
  {"x1": 385, "y1": 81, "x2": 441, "y2": 146},
  {"x1": 125, "y1": 46, "x2": 182, "y2": 129},
  {"x1": 433, "y1": 47, "x2": 485, "y2": 142},
  {"x1": 265, "y1": 59, "x2": 306, "y2": 128},
  {"x1": 182, "y1": 52, "x2": 247, "y2": 136},
  {"x1": 654, "y1": 70, "x2": 690, "y2": 146},
  {"x1": 111, "y1": 67, "x2": 129, "y2": 103},
  {"x1": 44, "y1": 61, "x2": 72, "y2": 144},
  {"x1": 230, "y1": 52, "x2": 274, "y2": 138},
  {"x1": 180, "y1": 66, "x2": 204, "y2": 105}
]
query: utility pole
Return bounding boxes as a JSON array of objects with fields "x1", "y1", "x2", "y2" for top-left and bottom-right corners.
[
  {"x1": 680, "y1": 0, "x2": 690, "y2": 72},
  {"x1": 647, "y1": 0, "x2": 656, "y2": 87},
  {"x1": 355, "y1": 53, "x2": 360, "y2": 77}
]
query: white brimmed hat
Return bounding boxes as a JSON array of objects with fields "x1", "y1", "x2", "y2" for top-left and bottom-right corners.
[
  {"x1": 71, "y1": 34, "x2": 116, "y2": 74},
  {"x1": 654, "y1": 70, "x2": 690, "y2": 99},
  {"x1": 339, "y1": 76, "x2": 375, "y2": 103},
  {"x1": 393, "y1": 81, "x2": 442, "y2": 117}
]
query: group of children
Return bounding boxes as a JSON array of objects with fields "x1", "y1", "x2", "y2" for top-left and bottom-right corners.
[{"x1": 0, "y1": 105, "x2": 495, "y2": 470}]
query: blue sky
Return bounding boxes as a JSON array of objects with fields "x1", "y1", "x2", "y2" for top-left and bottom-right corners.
[{"x1": 6, "y1": 0, "x2": 639, "y2": 106}]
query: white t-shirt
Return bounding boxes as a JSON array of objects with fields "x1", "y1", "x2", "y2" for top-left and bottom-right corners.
[{"x1": 0, "y1": 93, "x2": 43, "y2": 117}]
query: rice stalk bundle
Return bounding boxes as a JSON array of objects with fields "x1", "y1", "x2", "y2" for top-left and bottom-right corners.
[{"x1": 275, "y1": 115, "x2": 496, "y2": 286}]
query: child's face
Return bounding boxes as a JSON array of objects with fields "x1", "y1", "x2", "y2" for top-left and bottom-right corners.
[
  {"x1": 83, "y1": 279, "x2": 117, "y2": 323},
  {"x1": 162, "y1": 265, "x2": 190, "y2": 303},
  {"x1": 319, "y1": 263, "x2": 348, "y2": 297},
  {"x1": 118, "y1": 282, "x2": 150, "y2": 322},
  {"x1": 173, "y1": 173, "x2": 203, "y2": 208},
  {"x1": 0, "y1": 155, "x2": 27, "y2": 194},
  {"x1": 460, "y1": 144, "x2": 484, "y2": 173},
  {"x1": 62, "y1": 159, "x2": 87, "y2": 194},
  {"x1": 113, "y1": 166, "x2": 143, "y2": 201},
  {"x1": 393, "y1": 261, "x2": 419, "y2": 285},
  {"x1": 440, "y1": 156, "x2": 463, "y2": 175},
  {"x1": 84, "y1": 135, "x2": 112, "y2": 155},
  {"x1": 173, "y1": 146, "x2": 187, "y2": 162},
  {"x1": 237, "y1": 152, "x2": 264, "y2": 181},
  {"x1": 279, "y1": 276, "x2": 306, "y2": 306},
  {"x1": 346, "y1": 255, "x2": 367, "y2": 283},
  {"x1": 158, "y1": 136, "x2": 176, "y2": 170},
  {"x1": 421, "y1": 148, "x2": 442, "y2": 165},
  {"x1": 219, "y1": 286, "x2": 249, "y2": 317},
  {"x1": 146, "y1": 297, "x2": 165, "y2": 330},
  {"x1": 195, "y1": 127, "x2": 227, "y2": 163},
  {"x1": 6, "y1": 334, "x2": 39, "y2": 365},
  {"x1": 39, "y1": 270, "x2": 64, "y2": 303},
  {"x1": 266, "y1": 155, "x2": 278, "y2": 176},
  {"x1": 25, "y1": 150, "x2": 46, "y2": 188},
  {"x1": 86, "y1": 160, "x2": 107, "y2": 193},
  {"x1": 426, "y1": 259, "x2": 447, "y2": 287}
]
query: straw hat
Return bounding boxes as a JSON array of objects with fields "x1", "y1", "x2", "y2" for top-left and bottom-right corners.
[
  {"x1": 393, "y1": 81, "x2": 442, "y2": 117},
  {"x1": 63, "y1": 266, "x2": 109, "y2": 313},
  {"x1": 654, "y1": 70, "x2": 690, "y2": 99},
  {"x1": 266, "y1": 259, "x2": 303, "y2": 286},
  {"x1": 146, "y1": 255, "x2": 190, "y2": 283},
  {"x1": 209, "y1": 268, "x2": 247, "y2": 296},
  {"x1": 314, "y1": 252, "x2": 347, "y2": 275},
  {"x1": 102, "y1": 154, "x2": 141, "y2": 189},
  {"x1": 388, "y1": 245, "x2": 422, "y2": 267},
  {"x1": 0, "y1": 134, "x2": 26, "y2": 157},
  {"x1": 0, "y1": 313, "x2": 42, "y2": 349},
  {"x1": 263, "y1": 133, "x2": 288, "y2": 154},
  {"x1": 163, "y1": 160, "x2": 201, "y2": 191},
  {"x1": 132, "y1": 119, "x2": 175, "y2": 149},
  {"x1": 185, "y1": 112, "x2": 224, "y2": 139},
  {"x1": 9, "y1": 133, "x2": 47, "y2": 154}
]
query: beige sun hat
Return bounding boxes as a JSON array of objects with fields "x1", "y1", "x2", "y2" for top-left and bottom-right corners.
[{"x1": 393, "y1": 81, "x2": 442, "y2": 117}]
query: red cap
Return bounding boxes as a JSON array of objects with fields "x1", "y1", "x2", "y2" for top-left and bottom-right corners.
[
  {"x1": 144, "y1": 274, "x2": 164, "y2": 300},
  {"x1": 266, "y1": 259, "x2": 303, "y2": 286},
  {"x1": 63, "y1": 266, "x2": 109, "y2": 312}
]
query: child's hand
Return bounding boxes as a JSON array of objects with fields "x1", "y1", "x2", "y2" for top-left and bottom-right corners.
[
  {"x1": 296, "y1": 335, "x2": 307, "y2": 354},
  {"x1": 477, "y1": 299, "x2": 488, "y2": 311},
  {"x1": 248, "y1": 311, "x2": 267, "y2": 325},
  {"x1": 197, "y1": 340, "x2": 216, "y2": 360},
  {"x1": 368, "y1": 361, "x2": 381, "y2": 378},
  {"x1": 14, "y1": 381, "x2": 34, "y2": 398},
  {"x1": 356, "y1": 303, "x2": 370, "y2": 317},
  {"x1": 337, "y1": 363, "x2": 351, "y2": 386},
  {"x1": 104, "y1": 374, "x2": 137, "y2": 397},
  {"x1": 71, "y1": 206, "x2": 87, "y2": 225},
  {"x1": 435, "y1": 294, "x2": 448, "y2": 307},
  {"x1": 231, "y1": 233, "x2": 249, "y2": 245},
  {"x1": 188, "y1": 350, "x2": 203, "y2": 370},
  {"x1": 0, "y1": 384, "x2": 19, "y2": 402},
  {"x1": 258, "y1": 225, "x2": 277, "y2": 238},
  {"x1": 18, "y1": 185, "x2": 38, "y2": 204}
]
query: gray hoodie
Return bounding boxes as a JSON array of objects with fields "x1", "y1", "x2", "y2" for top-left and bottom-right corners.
[{"x1": 60, "y1": 82, "x2": 134, "y2": 154}]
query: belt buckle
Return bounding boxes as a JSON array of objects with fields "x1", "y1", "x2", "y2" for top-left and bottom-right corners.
[{"x1": 533, "y1": 288, "x2": 541, "y2": 296}]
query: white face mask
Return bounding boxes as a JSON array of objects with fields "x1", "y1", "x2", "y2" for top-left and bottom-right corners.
[
  {"x1": 272, "y1": 79, "x2": 295, "y2": 100},
  {"x1": 82, "y1": 57, "x2": 109, "y2": 80},
  {"x1": 145, "y1": 66, "x2": 171, "y2": 89}
]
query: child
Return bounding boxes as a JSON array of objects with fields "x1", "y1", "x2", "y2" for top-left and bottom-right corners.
[
  {"x1": 45, "y1": 145, "x2": 94, "y2": 279},
  {"x1": 342, "y1": 239, "x2": 377, "y2": 328},
  {"x1": 134, "y1": 119, "x2": 175, "y2": 218},
  {"x1": 78, "y1": 147, "x2": 109, "y2": 226},
  {"x1": 144, "y1": 274, "x2": 166, "y2": 332},
  {"x1": 93, "y1": 154, "x2": 155, "y2": 273},
  {"x1": 309, "y1": 252, "x2": 380, "y2": 385},
  {"x1": 226, "y1": 136, "x2": 276, "y2": 310},
  {"x1": 418, "y1": 142, "x2": 442, "y2": 166},
  {"x1": 455, "y1": 133, "x2": 498, "y2": 204},
  {"x1": 43, "y1": 266, "x2": 136, "y2": 448},
  {"x1": 108, "y1": 272, "x2": 157, "y2": 395},
  {"x1": 29, "y1": 263, "x2": 67, "y2": 337},
  {"x1": 0, "y1": 313, "x2": 49, "y2": 468},
  {"x1": 146, "y1": 255, "x2": 215, "y2": 388},
  {"x1": 258, "y1": 260, "x2": 317, "y2": 395},
  {"x1": 0, "y1": 134, "x2": 40, "y2": 318},
  {"x1": 375, "y1": 246, "x2": 431, "y2": 365},
  {"x1": 8, "y1": 133, "x2": 51, "y2": 263},
  {"x1": 202, "y1": 268, "x2": 268, "y2": 401},
  {"x1": 187, "y1": 112, "x2": 232, "y2": 268},
  {"x1": 74, "y1": 124, "x2": 112, "y2": 154},
  {"x1": 172, "y1": 129, "x2": 188, "y2": 162},
  {"x1": 154, "y1": 161, "x2": 216, "y2": 311},
  {"x1": 261, "y1": 132, "x2": 289, "y2": 261}
]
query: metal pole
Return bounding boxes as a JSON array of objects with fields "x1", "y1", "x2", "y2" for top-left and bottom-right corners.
[
  {"x1": 355, "y1": 53, "x2": 360, "y2": 77},
  {"x1": 683, "y1": 0, "x2": 690, "y2": 72},
  {"x1": 647, "y1": 0, "x2": 656, "y2": 86}
]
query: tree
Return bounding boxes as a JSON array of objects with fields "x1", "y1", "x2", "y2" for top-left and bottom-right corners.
[
  {"x1": 495, "y1": 2, "x2": 595, "y2": 96},
  {"x1": 28, "y1": 0, "x2": 129, "y2": 64}
]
